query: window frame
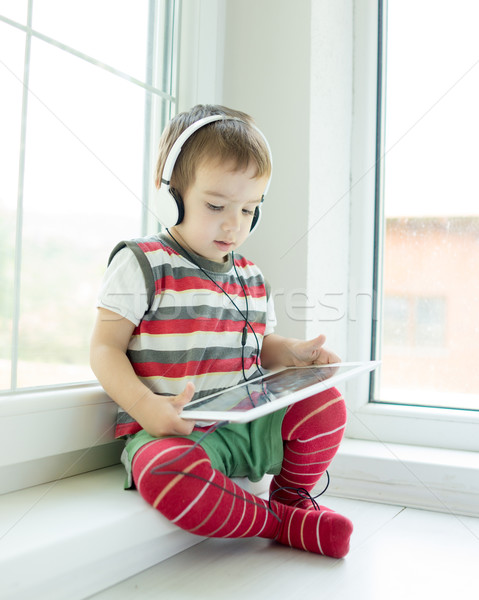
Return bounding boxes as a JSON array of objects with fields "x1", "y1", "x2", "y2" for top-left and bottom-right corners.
[{"x1": 344, "y1": 0, "x2": 479, "y2": 453}]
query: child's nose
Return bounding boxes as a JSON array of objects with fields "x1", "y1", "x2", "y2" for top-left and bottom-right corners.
[{"x1": 223, "y1": 211, "x2": 241, "y2": 232}]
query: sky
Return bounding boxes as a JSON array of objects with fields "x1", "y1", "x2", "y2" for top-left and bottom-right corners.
[{"x1": 384, "y1": 0, "x2": 479, "y2": 218}]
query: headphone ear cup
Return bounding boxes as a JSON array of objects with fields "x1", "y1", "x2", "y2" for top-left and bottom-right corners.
[
  {"x1": 156, "y1": 186, "x2": 184, "y2": 228},
  {"x1": 169, "y1": 188, "x2": 184, "y2": 224},
  {"x1": 249, "y1": 205, "x2": 261, "y2": 233}
]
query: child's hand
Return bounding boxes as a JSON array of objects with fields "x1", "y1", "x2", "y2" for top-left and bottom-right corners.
[
  {"x1": 289, "y1": 334, "x2": 341, "y2": 367},
  {"x1": 260, "y1": 333, "x2": 340, "y2": 370},
  {"x1": 139, "y1": 382, "x2": 196, "y2": 437}
]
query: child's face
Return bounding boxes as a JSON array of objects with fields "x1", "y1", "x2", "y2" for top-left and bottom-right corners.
[{"x1": 172, "y1": 159, "x2": 269, "y2": 262}]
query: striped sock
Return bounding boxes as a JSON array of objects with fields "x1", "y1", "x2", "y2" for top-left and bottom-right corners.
[
  {"x1": 270, "y1": 387, "x2": 347, "y2": 509},
  {"x1": 273, "y1": 502, "x2": 353, "y2": 558},
  {"x1": 132, "y1": 436, "x2": 352, "y2": 558}
]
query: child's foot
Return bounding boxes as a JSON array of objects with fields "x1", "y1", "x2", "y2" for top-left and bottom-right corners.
[{"x1": 272, "y1": 502, "x2": 353, "y2": 558}]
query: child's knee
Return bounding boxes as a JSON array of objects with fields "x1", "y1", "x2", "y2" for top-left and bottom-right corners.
[
  {"x1": 132, "y1": 438, "x2": 210, "y2": 504},
  {"x1": 302, "y1": 386, "x2": 347, "y2": 428},
  {"x1": 282, "y1": 386, "x2": 347, "y2": 443},
  {"x1": 320, "y1": 386, "x2": 347, "y2": 427}
]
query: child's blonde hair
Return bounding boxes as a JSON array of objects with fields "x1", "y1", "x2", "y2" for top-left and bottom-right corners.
[{"x1": 155, "y1": 105, "x2": 272, "y2": 196}]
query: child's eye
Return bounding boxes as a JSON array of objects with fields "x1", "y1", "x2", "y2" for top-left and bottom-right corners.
[
  {"x1": 206, "y1": 203, "x2": 223, "y2": 212},
  {"x1": 242, "y1": 208, "x2": 255, "y2": 216}
]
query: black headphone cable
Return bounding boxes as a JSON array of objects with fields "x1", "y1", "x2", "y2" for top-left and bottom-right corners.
[{"x1": 166, "y1": 228, "x2": 263, "y2": 381}]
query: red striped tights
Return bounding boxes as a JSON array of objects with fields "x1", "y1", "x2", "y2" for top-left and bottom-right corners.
[{"x1": 131, "y1": 387, "x2": 353, "y2": 558}]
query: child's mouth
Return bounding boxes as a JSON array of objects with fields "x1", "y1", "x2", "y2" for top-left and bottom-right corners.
[{"x1": 214, "y1": 241, "x2": 234, "y2": 251}]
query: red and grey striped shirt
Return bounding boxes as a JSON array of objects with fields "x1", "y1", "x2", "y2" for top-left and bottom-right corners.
[{"x1": 97, "y1": 233, "x2": 276, "y2": 437}]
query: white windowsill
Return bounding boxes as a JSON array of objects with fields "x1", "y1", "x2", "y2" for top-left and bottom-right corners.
[
  {"x1": 1, "y1": 465, "x2": 192, "y2": 600},
  {"x1": 329, "y1": 438, "x2": 479, "y2": 518},
  {"x1": 0, "y1": 384, "x2": 121, "y2": 494},
  {"x1": 0, "y1": 465, "x2": 271, "y2": 600}
]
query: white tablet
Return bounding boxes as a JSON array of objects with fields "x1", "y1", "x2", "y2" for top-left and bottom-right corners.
[{"x1": 180, "y1": 360, "x2": 380, "y2": 424}]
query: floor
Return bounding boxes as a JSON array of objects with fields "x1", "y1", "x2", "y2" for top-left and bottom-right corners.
[{"x1": 88, "y1": 495, "x2": 479, "y2": 600}]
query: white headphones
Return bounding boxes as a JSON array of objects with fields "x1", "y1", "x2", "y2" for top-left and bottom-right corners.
[{"x1": 155, "y1": 114, "x2": 273, "y2": 232}]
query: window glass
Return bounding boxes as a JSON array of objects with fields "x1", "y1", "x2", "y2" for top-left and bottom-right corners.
[
  {"x1": 376, "y1": 0, "x2": 479, "y2": 411},
  {"x1": 382, "y1": 295, "x2": 409, "y2": 347},
  {"x1": 1, "y1": 0, "x2": 177, "y2": 391},
  {"x1": 414, "y1": 296, "x2": 446, "y2": 347},
  {"x1": 0, "y1": 1, "x2": 27, "y2": 23},
  {"x1": 32, "y1": 0, "x2": 150, "y2": 82},
  {"x1": 17, "y1": 40, "x2": 148, "y2": 388}
]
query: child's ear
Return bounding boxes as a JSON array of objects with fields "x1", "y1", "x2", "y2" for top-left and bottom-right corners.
[{"x1": 155, "y1": 176, "x2": 160, "y2": 189}]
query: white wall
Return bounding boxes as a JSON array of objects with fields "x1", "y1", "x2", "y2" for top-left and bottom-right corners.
[
  {"x1": 179, "y1": 0, "x2": 355, "y2": 353},
  {"x1": 221, "y1": 0, "x2": 312, "y2": 341},
  {"x1": 307, "y1": 1, "x2": 353, "y2": 354}
]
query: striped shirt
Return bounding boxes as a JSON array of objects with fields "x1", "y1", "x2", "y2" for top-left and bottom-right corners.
[{"x1": 97, "y1": 232, "x2": 276, "y2": 437}]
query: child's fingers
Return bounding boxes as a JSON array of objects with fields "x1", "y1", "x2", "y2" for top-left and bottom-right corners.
[
  {"x1": 175, "y1": 381, "x2": 195, "y2": 402},
  {"x1": 165, "y1": 383, "x2": 195, "y2": 435},
  {"x1": 172, "y1": 382, "x2": 195, "y2": 414},
  {"x1": 309, "y1": 335, "x2": 341, "y2": 365},
  {"x1": 306, "y1": 334, "x2": 326, "y2": 360},
  {"x1": 172, "y1": 417, "x2": 195, "y2": 436},
  {"x1": 311, "y1": 334, "x2": 326, "y2": 351},
  {"x1": 316, "y1": 347, "x2": 341, "y2": 364}
]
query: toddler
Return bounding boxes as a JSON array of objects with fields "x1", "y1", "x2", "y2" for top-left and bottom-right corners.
[{"x1": 90, "y1": 104, "x2": 353, "y2": 558}]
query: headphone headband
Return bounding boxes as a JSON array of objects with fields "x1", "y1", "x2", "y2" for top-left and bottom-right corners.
[
  {"x1": 156, "y1": 114, "x2": 273, "y2": 231},
  {"x1": 162, "y1": 115, "x2": 230, "y2": 185}
]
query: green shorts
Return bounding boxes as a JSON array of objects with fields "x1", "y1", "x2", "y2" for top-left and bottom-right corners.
[{"x1": 121, "y1": 406, "x2": 288, "y2": 489}]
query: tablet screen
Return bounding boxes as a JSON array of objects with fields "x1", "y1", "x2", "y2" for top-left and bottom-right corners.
[{"x1": 182, "y1": 363, "x2": 343, "y2": 415}]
